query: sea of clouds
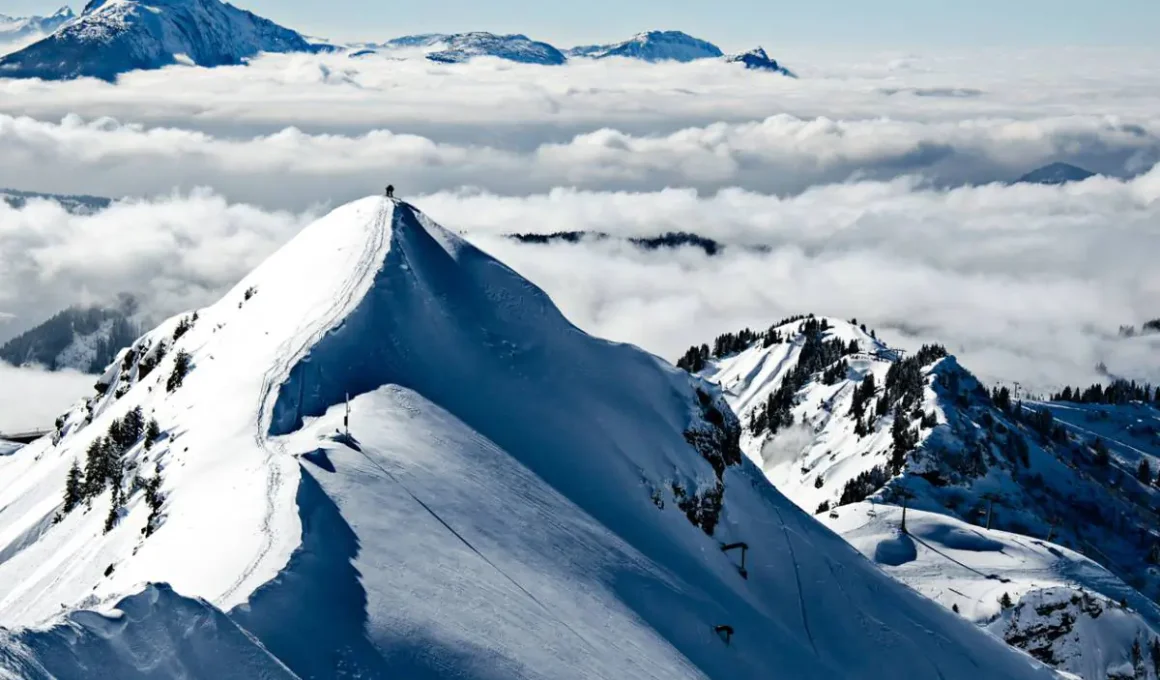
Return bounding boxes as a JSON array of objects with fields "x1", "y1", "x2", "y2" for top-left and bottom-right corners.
[{"x1": 2, "y1": 46, "x2": 1159, "y2": 427}]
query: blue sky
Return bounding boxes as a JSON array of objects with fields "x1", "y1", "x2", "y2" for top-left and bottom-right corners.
[{"x1": 10, "y1": 0, "x2": 1160, "y2": 49}]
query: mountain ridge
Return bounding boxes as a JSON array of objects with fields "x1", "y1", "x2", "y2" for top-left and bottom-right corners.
[{"x1": 0, "y1": 198, "x2": 1058, "y2": 678}]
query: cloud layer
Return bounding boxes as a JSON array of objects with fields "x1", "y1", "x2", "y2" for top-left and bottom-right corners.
[
  {"x1": 3, "y1": 171, "x2": 1157, "y2": 395},
  {"x1": 1, "y1": 49, "x2": 1159, "y2": 208},
  {"x1": 0, "y1": 364, "x2": 92, "y2": 432},
  {"x1": 0, "y1": 191, "x2": 313, "y2": 339},
  {"x1": 2, "y1": 46, "x2": 1158, "y2": 417}
]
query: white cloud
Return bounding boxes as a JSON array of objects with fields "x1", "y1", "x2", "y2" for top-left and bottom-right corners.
[
  {"x1": 0, "y1": 49, "x2": 1159, "y2": 208},
  {"x1": 1, "y1": 111, "x2": 1157, "y2": 210},
  {"x1": 3, "y1": 172, "x2": 1157, "y2": 394},
  {"x1": 1, "y1": 47, "x2": 1157, "y2": 396},
  {"x1": 0, "y1": 191, "x2": 314, "y2": 340},
  {"x1": 430, "y1": 172, "x2": 1160, "y2": 391},
  {"x1": 0, "y1": 364, "x2": 92, "y2": 432}
]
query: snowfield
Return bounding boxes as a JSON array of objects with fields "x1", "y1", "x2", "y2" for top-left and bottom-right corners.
[
  {"x1": 0, "y1": 198, "x2": 1062, "y2": 677},
  {"x1": 827, "y1": 503, "x2": 1160, "y2": 679}
]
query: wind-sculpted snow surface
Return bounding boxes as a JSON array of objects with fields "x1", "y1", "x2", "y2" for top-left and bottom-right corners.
[
  {"x1": 0, "y1": 584, "x2": 295, "y2": 679},
  {"x1": 0, "y1": 199, "x2": 1061, "y2": 678}
]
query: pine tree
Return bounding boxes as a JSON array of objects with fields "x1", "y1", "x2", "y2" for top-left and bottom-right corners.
[
  {"x1": 121, "y1": 407, "x2": 144, "y2": 446},
  {"x1": 992, "y1": 386, "x2": 1012, "y2": 412},
  {"x1": 1149, "y1": 637, "x2": 1160, "y2": 675},
  {"x1": 1138, "y1": 459, "x2": 1152, "y2": 485},
  {"x1": 143, "y1": 471, "x2": 165, "y2": 537},
  {"x1": 62, "y1": 459, "x2": 84, "y2": 513},
  {"x1": 166, "y1": 351, "x2": 192, "y2": 392},
  {"x1": 144, "y1": 418, "x2": 161, "y2": 450},
  {"x1": 103, "y1": 494, "x2": 120, "y2": 534},
  {"x1": 82, "y1": 438, "x2": 106, "y2": 499},
  {"x1": 952, "y1": 603, "x2": 959, "y2": 614},
  {"x1": 1092, "y1": 437, "x2": 1111, "y2": 467},
  {"x1": 999, "y1": 592, "x2": 1013, "y2": 609}
]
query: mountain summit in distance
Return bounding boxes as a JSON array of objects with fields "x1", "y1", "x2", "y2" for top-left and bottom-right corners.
[
  {"x1": 381, "y1": 32, "x2": 567, "y2": 65},
  {"x1": 1016, "y1": 162, "x2": 1098, "y2": 185},
  {"x1": 568, "y1": 30, "x2": 724, "y2": 62},
  {"x1": 0, "y1": 0, "x2": 313, "y2": 81},
  {"x1": 0, "y1": 6, "x2": 75, "y2": 43}
]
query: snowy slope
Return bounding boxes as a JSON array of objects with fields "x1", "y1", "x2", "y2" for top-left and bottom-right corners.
[
  {"x1": 0, "y1": 584, "x2": 296, "y2": 679},
  {"x1": 0, "y1": 200, "x2": 1061, "y2": 678},
  {"x1": 687, "y1": 316, "x2": 1160, "y2": 675},
  {"x1": 691, "y1": 318, "x2": 1160, "y2": 593},
  {"x1": 828, "y1": 503, "x2": 1160, "y2": 680},
  {"x1": 371, "y1": 32, "x2": 567, "y2": 64},
  {"x1": 0, "y1": 0, "x2": 313, "y2": 81},
  {"x1": 725, "y1": 47, "x2": 796, "y2": 76},
  {"x1": 568, "y1": 31, "x2": 723, "y2": 62}
]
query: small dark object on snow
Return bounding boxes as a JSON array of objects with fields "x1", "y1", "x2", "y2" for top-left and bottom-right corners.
[
  {"x1": 104, "y1": 564, "x2": 115, "y2": 577},
  {"x1": 714, "y1": 624, "x2": 734, "y2": 646},
  {"x1": 721, "y1": 542, "x2": 749, "y2": 579},
  {"x1": 385, "y1": 185, "x2": 395, "y2": 198}
]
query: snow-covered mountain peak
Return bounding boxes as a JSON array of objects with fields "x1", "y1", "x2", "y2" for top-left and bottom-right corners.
[
  {"x1": 568, "y1": 30, "x2": 724, "y2": 62},
  {"x1": 0, "y1": 200, "x2": 1063, "y2": 677},
  {"x1": 725, "y1": 46, "x2": 797, "y2": 76},
  {"x1": 376, "y1": 31, "x2": 567, "y2": 64},
  {"x1": 0, "y1": 0, "x2": 312, "y2": 81}
]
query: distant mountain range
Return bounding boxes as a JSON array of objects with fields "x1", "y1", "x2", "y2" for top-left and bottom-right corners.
[
  {"x1": 0, "y1": 6, "x2": 74, "y2": 44},
  {"x1": 1, "y1": 186, "x2": 112, "y2": 213},
  {"x1": 0, "y1": 2, "x2": 794, "y2": 79}
]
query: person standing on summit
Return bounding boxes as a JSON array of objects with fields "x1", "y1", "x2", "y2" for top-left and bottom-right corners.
[{"x1": 385, "y1": 185, "x2": 395, "y2": 198}]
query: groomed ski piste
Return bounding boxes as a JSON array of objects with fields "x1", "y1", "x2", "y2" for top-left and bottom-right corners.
[{"x1": 0, "y1": 198, "x2": 1062, "y2": 678}]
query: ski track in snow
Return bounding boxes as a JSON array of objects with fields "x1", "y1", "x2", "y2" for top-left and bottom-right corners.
[
  {"x1": 222, "y1": 197, "x2": 393, "y2": 604},
  {"x1": 769, "y1": 505, "x2": 818, "y2": 656},
  {"x1": 343, "y1": 413, "x2": 604, "y2": 660}
]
